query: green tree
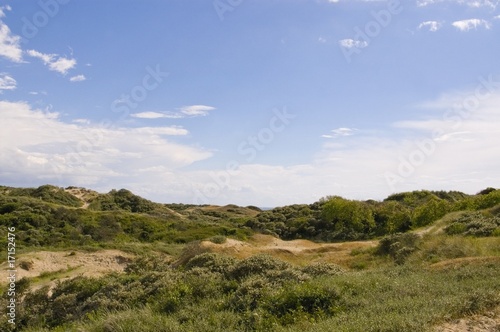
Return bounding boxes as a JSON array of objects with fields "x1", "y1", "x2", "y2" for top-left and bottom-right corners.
[{"x1": 321, "y1": 197, "x2": 375, "y2": 240}]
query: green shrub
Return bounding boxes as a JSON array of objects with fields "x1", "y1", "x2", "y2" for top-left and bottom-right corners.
[
  {"x1": 124, "y1": 255, "x2": 171, "y2": 274},
  {"x1": 301, "y1": 262, "x2": 346, "y2": 277},
  {"x1": 229, "y1": 254, "x2": 291, "y2": 280},
  {"x1": 184, "y1": 252, "x2": 236, "y2": 275},
  {"x1": 377, "y1": 233, "x2": 421, "y2": 264},
  {"x1": 444, "y1": 212, "x2": 500, "y2": 237},
  {"x1": 226, "y1": 276, "x2": 274, "y2": 312},
  {"x1": 209, "y1": 235, "x2": 227, "y2": 244},
  {"x1": 264, "y1": 280, "x2": 341, "y2": 325}
]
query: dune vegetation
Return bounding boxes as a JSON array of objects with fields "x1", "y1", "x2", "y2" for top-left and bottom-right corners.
[{"x1": 1, "y1": 185, "x2": 500, "y2": 331}]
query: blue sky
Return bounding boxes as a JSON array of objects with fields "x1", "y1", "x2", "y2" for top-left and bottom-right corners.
[{"x1": 1, "y1": 0, "x2": 500, "y2": 206}]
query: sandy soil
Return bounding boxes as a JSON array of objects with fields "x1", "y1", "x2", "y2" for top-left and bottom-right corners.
[
  {"x1": 0, "y1": 250, "x2": 134, "y2": 292},
  {"x1": 64, "y1": 187, "x2": 98, "y2": 209},
  {"x1": 434, "y1": 306, "x2": 500, "y2": 332},
  {"x1": 200, "y1": 234, "x2": 377, "y2": 266}
]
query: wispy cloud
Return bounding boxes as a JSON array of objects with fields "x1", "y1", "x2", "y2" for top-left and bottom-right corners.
[
  {"x1": 131, "y1": 112, "x2": 178, "y2": 119},
  {"x1": 452, "y1": 18, "x2": 491, "y2": 31},
  {"x1": 322, "y1": 127, "x2": 356, "y2": 139},
  {"x1": 180, "y1": 105, "x2": 215, "y2": 116},
  {"x1": 0, "y1": 73, "x2": 16, "y2": 92},
  {"x1": 26, "y1": 50, "x2": 77, "y2": 75},
  {"x1": 131, "y1": 105, "x2": 216, "y2": 119},
  {"x1": 131, "y1": 126, "x2": 188, "y2": 136},
  {"x1": 417, "y1": 0, "x2": 500, "y2": 8},
  {"x1": 0, "y1": 19, "x2": 23, "y2": 63},
  {"x1": 0, "y1": 5, "x2": 12, "y2": 18},
  {"x1": 69, "y1": 74, "x2": 86, "y2": 82},
  {"x1": 418, "y1": 21, "x2": 443, "y2": 32},
  {"x1": 338, "y1": 39, "x2": 368, "y2": 49}
]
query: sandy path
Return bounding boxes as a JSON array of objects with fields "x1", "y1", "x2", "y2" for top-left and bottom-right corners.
[{"x1": 0, "y1": 250, "x2": 134, "y2": 292}]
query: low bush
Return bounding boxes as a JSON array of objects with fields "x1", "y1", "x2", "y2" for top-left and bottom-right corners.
[
  {"x1": 444, "y1": 212, "x2": 500, "y2": 237},
  {"x1": 209, "y1": 235, "x2": 227, "y2": 244},
  {"x1": 229, "y1": 254, "x2": 291, "y2": 280},
  {"x1": 301, "y1": 262, "x2": 346, "y2": 277},
  {"x1": 264, "y1": 280, "x2": 342, "y2": 325},
  {"x1": 184, "y1": 252, "x2": 236, "y2": 276},
  {"x1": 377, "y1": 233, "x2": 421, "y2": 264}
]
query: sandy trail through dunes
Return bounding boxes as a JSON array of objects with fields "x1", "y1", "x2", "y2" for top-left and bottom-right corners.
[{"x1": 0, "y1": 250, "x2": 135, "y2": 292}]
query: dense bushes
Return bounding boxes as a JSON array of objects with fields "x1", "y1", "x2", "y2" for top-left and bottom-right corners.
[
  {"x1": 444, "y1": 212, "x2": 500, "y2": 237},
  {"x1": 5, "y1": 250, "x2": 500, "y2": 332},
  {"x1": 245, "y1": 189, "x2": 500, "y2": 242},
  {"x1": 2, "y1": 185, "x2": 499, "y2": 248},
  {"x1": 4, "y1": 253, "x2": 350, "y2": 331},
  {"x1": 0, "y1": 193, "x2": 251, "y2": 249}
]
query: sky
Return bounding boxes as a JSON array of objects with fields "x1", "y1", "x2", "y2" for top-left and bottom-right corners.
[{"x1": 1, "y1": 0, "x2": 500, "y2": 207}]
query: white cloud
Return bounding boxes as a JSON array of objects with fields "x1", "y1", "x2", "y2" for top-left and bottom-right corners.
[
  {"x1": 72, "y1": 119, "x2": 90, "y2": 125},
  {"x1": 132, "y1": 105, "x2": 216, "y2": 119},
  {"x1": 29, "y1": 91, "x2": 47, "y2": 96},
  {"x1": 326, "y1": 0, "x2": 386, "y2": 2},
  {"x1": 131, "y1": 111, "x2": 184, "y2": 119},
  {"x1": 69, "y1": 74, "x2": 86, "y2": 82},
  {"x1": 0, "y1": 73, "x2": 16, "y2": 92},
  {"x1": 26, "y1": 50, "x2": 77, "y2": 75},
  {"x1": 452, "y1": 18, "x2": 491, "y2": 31},
  {"x1": 338, "y1": 39, "x2": 368, "y2": 49},
  {"x1": 180, "y1": 105, "x2": 215, "y2": 116},
  {"x1": 418, "y1": 21, "x2": 443, "y2": 32},
  {"x1": 0, "y1": 101, "x2": 212, "y2": 190},
  {"x1": 0, "y1": 5, "x2": 12, "y2": 18},
  {"x1": 0, "y1": 20, "x2": 23, "y2": 62},
  {"x1": 417, "y1": 0, "x2": 500, "y2": 8},
  {"x1": 322, "y1": 127, "x2": 356, "y2": 138},
  {"x1": 131, "y1": 126, "x2": 189, "y2": 136}
]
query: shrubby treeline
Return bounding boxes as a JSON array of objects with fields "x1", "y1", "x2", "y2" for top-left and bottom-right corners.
[
  {"x1": 0, "y1": 185, "x2": 499, "y2": 249},
  {"x1": 246, "y1": 189, "x2": 500, "y2": 241},
  {"x1": 0, "y1": 185, "x2": 252, "y2": 249}
]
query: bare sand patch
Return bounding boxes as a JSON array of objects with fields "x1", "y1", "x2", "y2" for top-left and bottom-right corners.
[
  {"x1": 434, "y1": 306, "x2": 500, "y2": 332},
  {"x1": 200, "y1": 234, "x2": 377, "y2": 265},
  {"x1": 1, "y1": 250, "x2": 135, "y2": 292}
]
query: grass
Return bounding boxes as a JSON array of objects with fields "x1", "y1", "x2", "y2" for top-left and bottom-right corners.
[
  {"x1": 32, "y1": 265, "x2": 81, "y2": 283},
  {"x1": 409, "y1": 233, "x2": 500, "y2": 264},
  {"x1": 274, "y1": 263, "x2": 500, "y2": 332}
]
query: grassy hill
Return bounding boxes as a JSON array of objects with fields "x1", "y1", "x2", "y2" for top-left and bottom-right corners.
[{"x1": 1, "y1": 184, "x2": 499, "y2": 331}]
